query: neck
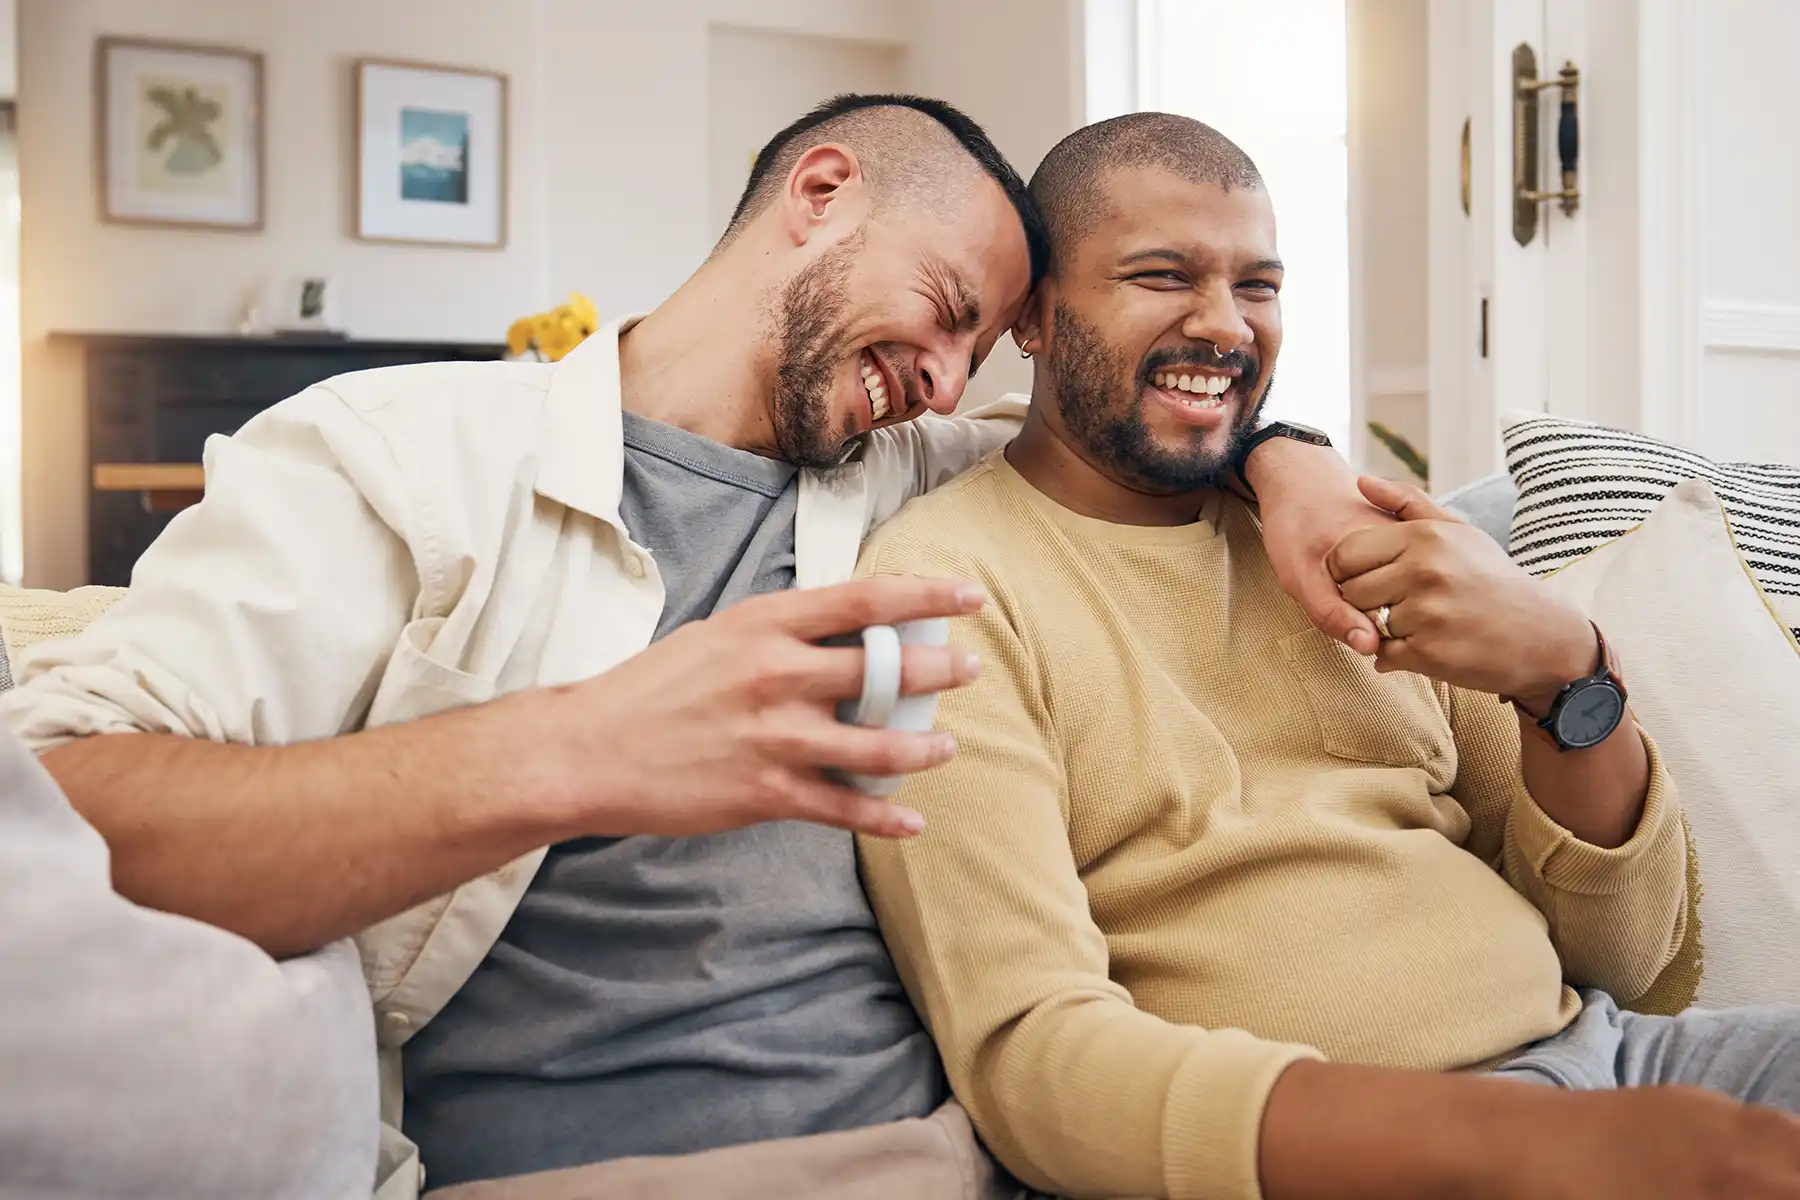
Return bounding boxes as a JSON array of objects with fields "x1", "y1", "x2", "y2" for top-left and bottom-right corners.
[
  {"x1": 617, "y1": 248, "x2": 779, "y2": 454},
  {"x1": 1005, "y1": 388, "x2": 1213, "y2": 527}
]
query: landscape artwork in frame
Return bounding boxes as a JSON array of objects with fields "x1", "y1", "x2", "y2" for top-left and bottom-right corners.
[
  {"x1": 357, "y1": 59, "x2": 507, "y2": 248},
  {"x1": 97, "y1": 37, "x2": 264, "y2": 230}
]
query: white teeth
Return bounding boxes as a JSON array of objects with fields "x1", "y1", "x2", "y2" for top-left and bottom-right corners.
[
  {"x1": 1211, "y1": 376, "x2": 1228, "y2": 395},
  {"x1": 861, "y1": 353, "x2": 890, "y2": 421}
]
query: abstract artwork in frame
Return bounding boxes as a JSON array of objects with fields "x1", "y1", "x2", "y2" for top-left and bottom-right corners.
[
  {"x1": 356, "y1": 58, "x2": 507, "y2": 248},
  {"x1": 96, "y1": 36, "x2": 264, "y2": 231}
]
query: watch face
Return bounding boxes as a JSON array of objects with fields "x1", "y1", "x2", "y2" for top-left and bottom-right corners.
[{"x1": 1553, "y1": 680, "x2": 1626, "y2": 749}]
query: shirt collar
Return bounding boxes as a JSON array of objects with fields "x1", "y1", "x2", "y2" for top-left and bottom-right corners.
[{"x1": 533, "y1": 313, "x2": 645, "y2": 527}]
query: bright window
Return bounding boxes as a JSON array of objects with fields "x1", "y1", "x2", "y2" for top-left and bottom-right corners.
[{"x1": 1130, "y1": 0, "x2": 1351, "y2": 450}]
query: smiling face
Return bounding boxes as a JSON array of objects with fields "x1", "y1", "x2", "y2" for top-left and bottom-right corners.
[
  {"x1": 766, "y1": 169, "x2": 1032, "y2": 467},
  {"x1": 1025, "y1": 166, "x2": 1283, "y2": 495}
]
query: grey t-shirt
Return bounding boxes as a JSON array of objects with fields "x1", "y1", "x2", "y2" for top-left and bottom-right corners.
[{"x1": 403, "y1": 413, "x2": 943, "y2": 1188}]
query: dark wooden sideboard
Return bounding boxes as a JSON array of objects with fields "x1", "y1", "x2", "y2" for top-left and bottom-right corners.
[{"x1": 53, "y1": 332, "x2": 506, "y2": 586}]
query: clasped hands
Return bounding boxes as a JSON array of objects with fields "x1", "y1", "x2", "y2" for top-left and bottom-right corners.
[{"x1": 1324, "y1": 476, "x2": 1598, "y2": 713}]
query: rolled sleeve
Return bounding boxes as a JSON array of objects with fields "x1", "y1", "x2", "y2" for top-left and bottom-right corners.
[
  {"x1": 2, "y1": 384, "x2": 419, "y2": 753},
  {"x1": 1507, "y1": 729, "x2": 1683, "y2": 897}
]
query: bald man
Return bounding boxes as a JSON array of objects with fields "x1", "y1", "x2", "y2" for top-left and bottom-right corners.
[
  {"x1": 858, "y1": 112, "x2": 1800, "y2": 1200},
  {"x1": 5, "y1": 96, "x2": 1380, "y2": 1196}
]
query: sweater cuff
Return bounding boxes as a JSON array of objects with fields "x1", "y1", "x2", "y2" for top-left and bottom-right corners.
[
  {"x1": 1160, "y1": 1030, "x2": 1324, "y2": 1200},
  {"x1": 1511, "y1": 728, "x2": 1681, "y2": 896}
]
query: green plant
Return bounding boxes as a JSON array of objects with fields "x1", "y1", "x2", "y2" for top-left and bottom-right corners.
[{"x1": 1366, "y1": 420, "x2": 1429, "y2": 488}]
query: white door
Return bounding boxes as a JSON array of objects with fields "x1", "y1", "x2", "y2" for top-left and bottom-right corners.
[{"x1": 1424, "y1": 0, "x2": 1800, "y2": 492}]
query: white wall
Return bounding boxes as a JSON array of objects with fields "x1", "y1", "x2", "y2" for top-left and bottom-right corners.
[
  {"x1": 1348, "y1": 0, "x2": 1427, "y2": 481},
  {"x1": 707, "y1": 27, "x2": 903, "y2": 237},
  {"x1": 20, "y1": 0, "x2": 554, "y2": 589},
  {"x1": 19, "y1": 0, "x2": 926, "y2": 588},
  {"x1": 0, "y1": 0, "x2": 15, "y2": 99},
  {"x1": 536, "y1": 0, "x2": 909, "y2": 322},
  {"x1": 1696, "y1": 0, "x2": 1800, "y2": 463},
  {"x1": 903, "y1": 0, "x2": 1083, "y2": 409}
]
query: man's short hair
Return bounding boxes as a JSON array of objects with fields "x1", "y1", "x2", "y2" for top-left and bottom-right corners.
[
  {"x1": 722, "y1": 93, "x2": 1050, "y2": 289},
  {"x1": 1029, "y1": 112, "x2": 1263, "y2": 271}
]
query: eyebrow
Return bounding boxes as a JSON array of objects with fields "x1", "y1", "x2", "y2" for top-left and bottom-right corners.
[
  {"x1": 1118, "y1": 247, "x2": 1286, "y2": 274},
  {"x1": 930, "y1": 256, "x2": 983, "y2": 332}
]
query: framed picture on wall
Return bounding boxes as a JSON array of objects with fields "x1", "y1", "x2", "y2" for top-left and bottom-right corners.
[
  {"x1": 355, "y1": 58, "x2": 507, "y2": 248},
  {"x1": 96, "y1": 36, "x2": 265, "y2": 230}
]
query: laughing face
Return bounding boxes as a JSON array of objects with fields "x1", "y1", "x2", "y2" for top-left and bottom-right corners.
[
  {"x1": 765, "y1": 177, "x2": 1032, "y2": 467},
  {"x1": 1027, "y1": 167, "x2": 1283, "y2": 495}
]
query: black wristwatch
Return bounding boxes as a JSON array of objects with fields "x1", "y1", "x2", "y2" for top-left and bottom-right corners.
[
  {"x1": 1509, "y1": 622, "x2": 1629, "y2": 752},
  {"x1": 1233, "y1": 420, "x2": 1334, "y2": 496}
]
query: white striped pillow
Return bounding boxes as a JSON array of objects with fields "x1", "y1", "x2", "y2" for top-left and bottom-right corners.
[{"x1": 1502, "y1": 411, "x2": 1800, "y2": 640}]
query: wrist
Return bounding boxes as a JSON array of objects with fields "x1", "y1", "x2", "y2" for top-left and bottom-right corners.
[
  {"x1": 477, "y1": 687, "x2": 597, "y2": 842},
  {"x1": 1241, "y1": 431, "x2": 1349, "y2": 495},
  {"x1": 1510, "y1": 610, "x2": 1600, "y2": 717}
]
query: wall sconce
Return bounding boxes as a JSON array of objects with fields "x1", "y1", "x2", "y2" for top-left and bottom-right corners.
[{"x1": 1512, "y1": 44, "x2": 1580, "y2": 246}]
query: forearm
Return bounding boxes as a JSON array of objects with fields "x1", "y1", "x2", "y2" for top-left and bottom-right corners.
[
  {"x1": 41, "y1": 690, "x2": 572, "y2": 958},
  {"x1": 1241, "y1": 431, "x2": 1357, "y2": 496},
  {"x1": 1516, "y1": 711, "x2": 1650, "y2": 848},
  {"x1": 1260, "y1": 1058, "x2": 1556, "y2": 1200},
  {"x1": 1507, "y1": 726, "x2": 1688, "y2": 997}
]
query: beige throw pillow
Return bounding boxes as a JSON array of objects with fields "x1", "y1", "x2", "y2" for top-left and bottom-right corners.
[{"x1": 1539, "y1": 478, "x2": 1800, "y2": 1010}]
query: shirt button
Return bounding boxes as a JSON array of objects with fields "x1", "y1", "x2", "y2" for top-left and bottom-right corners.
[
  {"x1": 625, "y1": 554, "x2": 646, "y2": 578},
  {"x1": 382, "y1": 1010, "x2": 412, "y2": 1036}
]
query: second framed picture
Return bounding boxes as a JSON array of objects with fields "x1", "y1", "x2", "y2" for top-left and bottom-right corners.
[{"x1": 355, "y1": 58, "x2": 507, "y2": 248}]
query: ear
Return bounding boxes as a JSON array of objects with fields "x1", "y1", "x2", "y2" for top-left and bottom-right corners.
[
  {"x1": 778, "y1": 144, "x2": 864, "y2": 246},
  {"x1": 1011, "y1": 282, "x2": 1052, "y2": 357}
]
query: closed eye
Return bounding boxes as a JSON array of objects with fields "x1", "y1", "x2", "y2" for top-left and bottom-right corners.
[{"x1": 1127, "y1": 270, "x2": 1189, "y2": 288}]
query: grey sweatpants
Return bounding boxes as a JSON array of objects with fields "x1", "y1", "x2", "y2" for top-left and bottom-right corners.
[{"x1": 1492, "y1": 989, "x2": 1800, "y2": 1109}]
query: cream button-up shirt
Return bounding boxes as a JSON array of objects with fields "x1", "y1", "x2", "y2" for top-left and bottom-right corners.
[{"x1": 1, "y1": 316, "x2": 1025, "y2": 1196}]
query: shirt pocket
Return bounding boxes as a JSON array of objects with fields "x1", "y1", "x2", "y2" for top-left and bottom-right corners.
[
  {"x1": 1279, "y1": 626, "x2": 1454, "y2": 783},
  {"x1": 365, "y1": 615, "x2": 497, "y2": 729}
]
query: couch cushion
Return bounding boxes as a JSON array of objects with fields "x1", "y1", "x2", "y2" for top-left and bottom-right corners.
[
  {"x1": 0, "y1": 586, "x2": 130, "y2": 692},
  {"x1": 1436, "y1": 474, "x2": 1516, "y2": 546},
  {"x1": 1538, "y1": 478, "x2": 1800, "y2": 1012},
  {"x1": 1503, "y1": 410, "x2": 1800, "y2": 640}
]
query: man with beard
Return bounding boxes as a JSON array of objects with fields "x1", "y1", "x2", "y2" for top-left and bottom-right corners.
[
  {"x1": 3, "y1": 97, "x2": 1383, "y2": 1197},
  {"x1": 856, "y1": 112, "x2": 1800, "y2": 1200}
]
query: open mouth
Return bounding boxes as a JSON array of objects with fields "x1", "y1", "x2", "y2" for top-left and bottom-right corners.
[
  {"x1": 1148, "y1": 368, "x2": 1236, "y2": 412},
  {"x1": 859, "y1": 349, "x2": 901, "y2": 425}
]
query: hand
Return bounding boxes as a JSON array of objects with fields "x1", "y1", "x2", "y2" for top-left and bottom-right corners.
[
  {"x1": 1483, "y1": 1086, "x2": 1800, "y2": 1199},
  {"x1": 1327, "y1": 476, "x2": 1595, "y2": 709},
  {"x1": 1246, "y1": 437, "x2": 1396, "y2": 655},
  {"x1": 527, "y1": 576, "x2": 986, "y2": 841}
]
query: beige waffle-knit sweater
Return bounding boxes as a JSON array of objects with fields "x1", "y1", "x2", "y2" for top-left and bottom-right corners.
[{"x1": 855, "y1": 454, "x2": 1687, "y2": 1200}]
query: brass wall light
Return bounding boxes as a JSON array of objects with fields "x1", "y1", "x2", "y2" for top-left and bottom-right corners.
[{"x1": 1512, "y1": 45, "x2": 1580, "y2": 245}]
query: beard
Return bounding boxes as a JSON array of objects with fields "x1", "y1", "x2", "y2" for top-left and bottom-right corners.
[
  {"x1": 1047, "y1": 301, "x2": 1271, "y2": 494},
  {"x1": 769, "y1": 234, "x2": 865, "y2": 468}
]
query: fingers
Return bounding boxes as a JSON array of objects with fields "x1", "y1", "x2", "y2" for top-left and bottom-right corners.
[
  {"x1": 749, "y1": 576, "x2": 987, "y2": 641},
  {"x1": 1327, "y1": 523, "x2": 1412, "y2": 583},
  {"x1": 1291, "y1": 559, "x2": 1382, "y2": 655},
  {"x1": 1358, "y1": 475, "x2": 1465, "y2": 524},
  {"x1": 1336, "y1": 561, "x2": 1409, "y2": 612},
  {"x1": 790, "y1": 720, "x2": 958, "y2": 777},
  {"x1": 782, "y1": 780, "x2": 929, "y2": 839},
  {"x1": 1372, "y1": 636, "x2": 1421, "y2": 675},
  {"x1": 796, "y1": 642, "x2": 982, "y2": 702}
]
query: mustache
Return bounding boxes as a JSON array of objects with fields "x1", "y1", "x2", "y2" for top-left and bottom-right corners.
[{"x1": 1140, "y1": 347, "x2": 1259, "y2": 380}]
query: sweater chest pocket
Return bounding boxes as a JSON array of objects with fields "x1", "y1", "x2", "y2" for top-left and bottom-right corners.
[{"x1": 1278, "y1": 627, "x2": 1454, "y2": 784}]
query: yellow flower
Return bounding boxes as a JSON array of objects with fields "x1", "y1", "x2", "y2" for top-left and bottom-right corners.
[
  {"x1": 505, "y1": 293, "x2": 599, "y2": 360},
  {"x1": 505, "y1": 317, "x2": 536, "y2": 358},
  {"x1": 567, "y1": 292, "x2": 598, "y2": 334},
  {"x1": 538, "y1": 313, "x2": 583, "y2": 361}
]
